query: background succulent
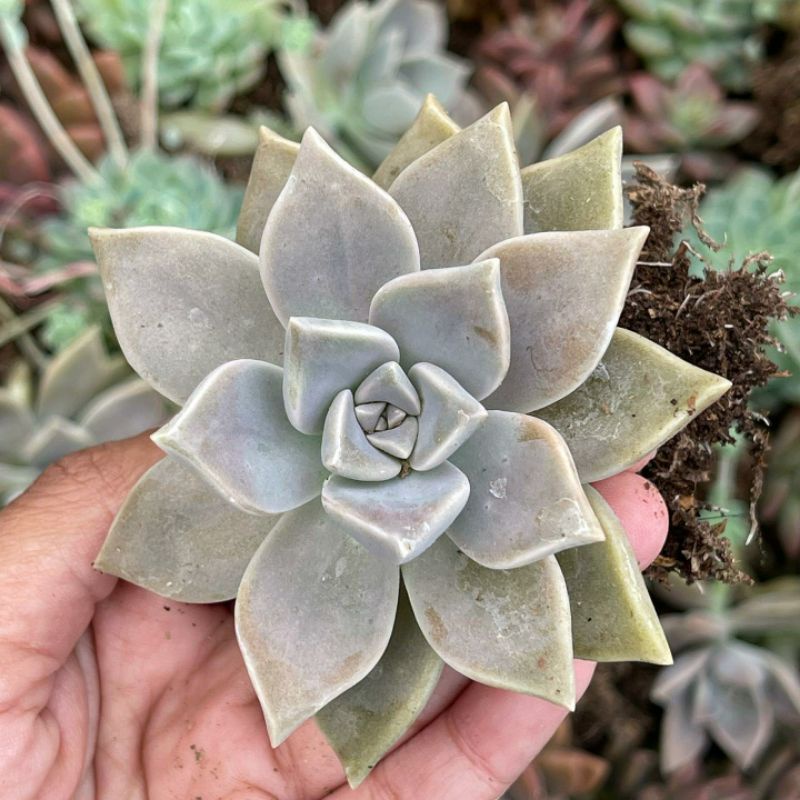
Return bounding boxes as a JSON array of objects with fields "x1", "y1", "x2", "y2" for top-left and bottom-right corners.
[
  {"x1": 653, "y1": 580, "x2": 800, "y2": 773},
  {"x1": 0, "y1": 326, "x2": 168, "y2": 504},
  {"x1": 624, "y1": 65, "x2": 759, "y2": 156},
  {"x1": 694, "y1": 167, "x2": 800, "y2": 409},
  {"x1": 34, "y1": 148, "x2": 243, "y2": 350},
  {"x1": 278, "y1": 0, "x2": 474, "y2": 170},
  {"x1": 614, "y1": 0, "x2": 768, "y2": 91},
  {"x1": 474, "y1": 0, "x2": 624, "y2": 142},
  {"x1": 74, "y1": 0, "x2": 310, "y2": 111}
]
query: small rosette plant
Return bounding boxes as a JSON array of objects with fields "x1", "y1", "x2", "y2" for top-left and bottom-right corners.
[{"x1": 89, "y1": 97, "x2": 731, "y2": 786}]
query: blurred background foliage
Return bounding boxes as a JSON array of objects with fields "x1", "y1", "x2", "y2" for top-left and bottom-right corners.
[{"x1": 1, "y1": 0, "x2": 799, "y2": 797}]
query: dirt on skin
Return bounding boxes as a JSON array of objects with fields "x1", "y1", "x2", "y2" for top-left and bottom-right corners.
[{"x1": 620, "y1": 163, "x2": 795, "y2": 585}]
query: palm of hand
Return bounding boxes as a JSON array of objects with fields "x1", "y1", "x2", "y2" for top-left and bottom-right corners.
[{"x1": 0, "y1": 437, "x2": 665, "y2": 800}]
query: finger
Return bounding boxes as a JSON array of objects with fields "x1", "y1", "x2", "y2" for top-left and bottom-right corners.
[
  {"x1": 593, "y1": 471, "x2": 669, "y2": 568},
  {"x1": 0, "y1": 435, "x2": 161, "y2": 709},
  {"x1": 339, "y1": 473, "x2": 662, "y2": 799}
]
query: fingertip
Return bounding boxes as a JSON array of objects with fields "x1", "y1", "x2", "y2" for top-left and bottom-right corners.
[{"x1": 592, "y1": 471, "x2": 668, "y2": 568}]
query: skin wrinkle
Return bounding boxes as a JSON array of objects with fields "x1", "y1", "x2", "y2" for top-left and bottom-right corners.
[{"x1": 0, "y1": 435, "x2": 666, "y2": 799}]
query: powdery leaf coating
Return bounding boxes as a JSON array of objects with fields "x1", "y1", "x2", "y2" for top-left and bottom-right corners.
[
  {"x1": 322, "y1": 390, "x2": 402, "y2": 481},
  {"x1": 235, "y1": 126, "x2": 299, "y2": 254},
  {"x1": 536, "y1": 328, "x2": 733, "y2": 482},
  {"x1": 283, "y1": 318, "x2": 400, "y2": 435},
  {"x1": 479, "y1": 227, "x2": 649, "y2": 412},
  {"x1": 316, "y1": 586, "x2": 443, "y2": 788},
  {"x1": 409, "y1": 363, "x2": 487, "y2": 471},
  {"x1": 321, "y1": 462, "x2": 470, "y2": 564},
  {"x1": 153, "y1": 360, "x2": 327, "y2": 514},
  {"x1": 521, "y1": 127, "x2": 624, "y2": 233},
  {"x1": 367, "y1": 416, "x2": 418, "y2": 459},
  {"x1": 236, "y1": 499, "x2": 399, "y2": 745},
  {"x1": 95, "y1": 457, "x2": 277, "y2": 603},
  {"x1": 0, "y1": 392, "x2": 36, "y2": 460},
  {"x1": 403, "y1": 537, "x2": 576, "y2": 707},
  {"x1": 354, "y1": 361, "x2": 420, "y2": 415},
  {"x1": 36, "y1": 326, "x2": 127, "y2": 418},
  {"x1": 369, "y1": 259, "x2": 511, "y2": 401},
  {"x1": 90, "y1": 227, "x2": 285, "y2": 405},
  {"x1": 448, "y1": 412, "x2": 604, "y2": 569},
  {"x1": 557, "y1": 486, "x2": 672, "y2": 664},
  {"x1": 372, "y1": 94, "x2": 460, "y2": 190},
  {"x1": 389, "y1": 104, "x2": 523, "y2": 269},
  {"x1": 260, "y1": 128, "x2": 420, "y2": 325}
]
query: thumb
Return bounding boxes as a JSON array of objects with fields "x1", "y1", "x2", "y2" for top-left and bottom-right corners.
[{"x1": 0, "y1": 434, "x2": 161, "y2": 712}]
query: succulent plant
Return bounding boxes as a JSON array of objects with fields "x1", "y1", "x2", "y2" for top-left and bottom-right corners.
[
  {"x1": 0, "y1": 326, "x2": 168, "y2": 504},
  {"x1": 475, "y1": 0, "x2": 624, "y2": 142},
  {"x1": 761, "y1": 410, "x2": 800, "y2": 560},
  {"x1": 34, "y1": 148, "x2": 243, "y2": 350},
  {"x1": 614, "y1": 0, "x2": 767, "y2": 91},
  {"x1": 624, "y1": 65, "x2": 759, "y2": 154},
  {"x1": 74, "y1": 0, "x2": 309, "y2": 111},
  {"x1": 695, "y1": 167, "x2": 800, "y2": 409},
  {"x1": 278, "y1": 0, "x2": 474, "y2": 170},
  {"x1": 86, "y1": 99, "x2": 732, "y2": 786},
  {"x1": 653, "y1": 580, "x2": 800, "y2": 773}
]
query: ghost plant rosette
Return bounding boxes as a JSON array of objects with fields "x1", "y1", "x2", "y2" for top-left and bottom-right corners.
[{"x1": 90, "y1": 97, "x2": 731, "y2": 786}]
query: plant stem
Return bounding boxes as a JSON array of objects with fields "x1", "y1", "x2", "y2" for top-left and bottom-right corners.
[
  {"x1": 0, "y1": 296, "x2": 51, "y2": 369},
  {"x1": 49, "y1": 0, "x2": 129, "y2": 168},
  {"x1": 0, "y1": 18, "x2": 99, "y2": 183},
  {"x1": 140, "y1": 0, "x2": 169, "y2": 151}
]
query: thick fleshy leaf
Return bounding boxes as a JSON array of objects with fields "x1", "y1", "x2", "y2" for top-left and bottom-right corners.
[
  {"x1": 521, "y1": 127, "x2": 623, "y2": 233},
  {"x1": 283, "y1": 318, "x2": 400, "y2": 435},
  {"x1": 321, "y1": 462, "x2": 470, "y2": 564},
  {"x1": 447, "y1": 412, "x2": 604, "y2": 569},
  {"x1": 21, "y1": 416, "x2": 94, "y2": 467},
  {"x1": 354, "y1": 361, "x2": 420, "y2": 415},
  {"x1": 478, "y1": 228, "x2": 649, "y2": 412},
  {"x1": 389, "y1": 104, "x2": 523, "y2": 269},
  {"x1": 317, "y1": 586, "x2": 443, "y2": 788},
  {"x1": 0, "y1": 391, "x2": 35, "y2": 460},
  {"x1": 367, "y1": 416, "x2": 418, "y2": 459},
  {"x1": 322, "y1": 390, "x2": 401, "y2": 481},
  {"x1": 236, "y1": 499, "x2": 399, "y2": 745},
  {"x1": 557, "y1": 486, "x2": 672, "y2": 664},
  {"x1": 37, "y1": 326, "x2": 127, "y2": 418},
  {"x1": 260, "y1": 128, "x2": 420, "y2": 325},
  {"x1": 386, "y1": 405, "x2": 406, "y2": 429},
  {"x1": 0, "y1": 462, "x2": 39, "y2": 504},
  {"x1": 90, "y1": 227, "x2": 285, "y2": 405},
  {"x1": 79, "y1": 378, "x2": 168, "y2": 443},
  {"x1": 409, "y1": 363, "x2": 487, "y2": 471},
  {"x1": 369, "y1": 259, "x2": 511, "y2": 400},
  {"x1": 659, "y1": 685, "x2": 709, "y2": 773},
  {"x1": 403, "y1": 537, "x2": 575, "y2": 707},
  {"x1": 355, "y1": 402, "x2": 386, "y2": 432},
  {"x1": 536, "y1": 329, "x2": 732, "y2": 482},
  {"x1": 236, "y1": 126, "x2": 299, "y2": 254},
  {"x1": 373, "y1": 94, "x2": 460, "y2": 190},
  {"x1": 95, "y1": 457, "x2": 278, "y2": 602},
  {"x1": 153, "y1": 360, "x2": 326, "y2": 514}
]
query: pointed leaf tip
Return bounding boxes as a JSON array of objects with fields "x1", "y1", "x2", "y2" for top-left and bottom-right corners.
[
  {"x1": 521, "y1": 126, "x2": 623, "y2": 233},
  {"x1": 236, "y1": 500, "x2": 398, "y2": 745},
  {"x1": 558, "y1": 486, "x2": 672, "y2": 665},
  {"x1": 537, "y1": 328, "x2": 732, "y2": 482},
  {"x1": 403, "y1": 537, "x2": 576, "y2": 708},
  {"x1": 261, "y1": 127, "x2": 420, "y2": 324},
  {"x1": 389, "y1": 103, "x2": 523, "y2": 269}
]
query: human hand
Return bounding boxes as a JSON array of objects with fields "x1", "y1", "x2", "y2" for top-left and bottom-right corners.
[{"x1": 0, "y1": 435, "x2": 667, "y2": 800}]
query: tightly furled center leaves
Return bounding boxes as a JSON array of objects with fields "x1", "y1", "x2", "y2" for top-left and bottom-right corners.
[{"x1": 89, "y1": 96, "x2": 731, "y2": 787}]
